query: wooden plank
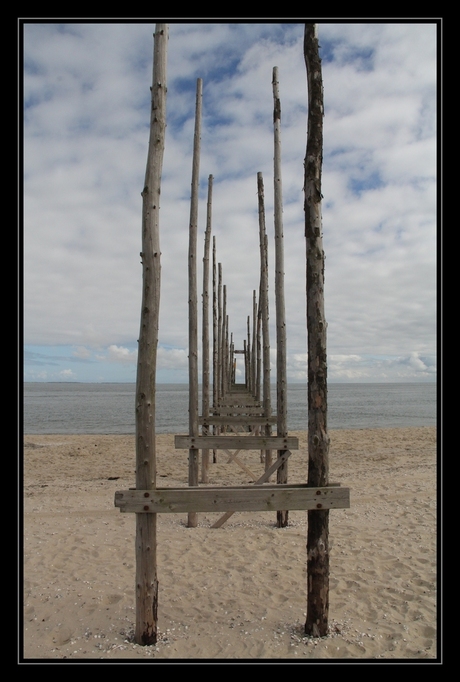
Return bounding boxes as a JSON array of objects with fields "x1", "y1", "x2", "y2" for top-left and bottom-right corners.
[
  {"x1": 199, "y1": 416, "x2": 277, "y2": 426},
  {"x1": 114, "y1": 485, "x2": 350, "y2": 514},
  {"x1": 213, "y1": 407, "x2": 266, "y2": 415},
  {"x1": 174, "y1": 435, "x2": 299, "y2": 450}
]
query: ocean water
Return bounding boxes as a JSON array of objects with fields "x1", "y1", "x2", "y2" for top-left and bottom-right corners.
[{"x1": 23, "y1": 382, "x2": 437, "y2": 435}]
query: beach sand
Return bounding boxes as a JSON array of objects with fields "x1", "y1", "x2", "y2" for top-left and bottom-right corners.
[{"x1": 23, "y1": 427, "x2": 437, "y2": 661}]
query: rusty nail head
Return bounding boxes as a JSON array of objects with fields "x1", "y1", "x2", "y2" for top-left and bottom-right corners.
[
  {"x1": 316, "y1": 503, "x2": 322, "y2": 508},
  {"x1": 316, "y1": 490, "x2": 321, "y2": 495},
  {"x1": 143, "y1": 505, "x2": 150, "y2": 511},
  {"x1": 144, "y1": 492, "x2": 150, "y2": 497}
]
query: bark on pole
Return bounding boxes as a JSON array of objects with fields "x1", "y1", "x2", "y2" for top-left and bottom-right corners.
[
  {"x1": 272, "y1": 66, "x2": 288, "y2": 527},
  {"x1": 187, "y1": 78, "x2": 203, "y2": 528},
  {"x1": 304, "y1": 23, "x2": 330, "y2": 638},
  {"x1": 135, "y1": 23, "x2": 168, "y2": 646},
  {"x1": 201, "y1": 175, "x2": 213, "y2": 483}
]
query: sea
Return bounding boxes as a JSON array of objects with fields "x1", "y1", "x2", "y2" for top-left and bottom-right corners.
[{"x1": 22, "y1": 383, "x2": 437, "y2": 435}]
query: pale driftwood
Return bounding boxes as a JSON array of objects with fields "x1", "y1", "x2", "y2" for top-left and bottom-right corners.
[
  {"x1": 187, "y1": 78, "x2": 203, "y2": 527},
  {"x1": 201, "y1": 175, "x2": 213, "y2": 483},
  {"x1": 272, "y1": 67, "x2": 289, "y2": 525},
  {"x1": 304, "y1": 23, "x2": 330, "y2": 638},
  {"x1": 135, "y1": 23, "x2": 168, "y2": 646},
  {"x1": 115, "y1": 484, "x2": 349, "y2": 515},
  {"x1": 174, "y1": 435, "x2": 299, "y2": 450}
]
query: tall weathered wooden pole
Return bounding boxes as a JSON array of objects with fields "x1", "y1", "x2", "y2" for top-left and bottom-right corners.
[
  {"x1": 257, "y1": 172, "x2": 272, "y2": 473},
  {"x1": 217, "y1": 262, "x2": 223, "y2": 408},
  {"x1": 212, "y1": 237, "x2": 218, "y2": 461},
  {"x1": 201, "y1": 175, "x2": 213, "y2": 483},
  {"x1": 135, "y1": 23, "x2": 168, "y2": 646},
  {"x1": 187, "y1": 78, "x2": 203, "y2": 528},
  {"x1": 252, "y1": 290, "x2": 257, "y2": 398},
  {"x1": 272, "y1": 66, "x2": 289, "y2": 527},
  {"x1": 304, "y1": 23, "x2": 330, "y2": 638}
]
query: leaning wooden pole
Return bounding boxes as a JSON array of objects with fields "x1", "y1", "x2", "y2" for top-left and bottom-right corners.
[
  {"x1": 272, "y1": 66, "x2": 289, "y2": 527},
  {"x1": 304, "y1": 23, "x2": 330, "y2": 638},
  {"x1": 135, "y1": 23, "x2": 168, "y2": 646},
  {"x1": 187, "y1": 78, "x2": 203, "y2": 528},
  {"x1": 201, "y1": 175, "x2": 213, "y2": 483}
]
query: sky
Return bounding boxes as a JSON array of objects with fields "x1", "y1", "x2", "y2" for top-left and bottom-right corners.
[{"x1": 22, "y1": 20, "x2": 438, "y2": 383}]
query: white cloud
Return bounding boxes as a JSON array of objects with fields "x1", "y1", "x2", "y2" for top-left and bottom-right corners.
[
  {"x1": 23, "y1": 22, "x2": 437, "y2": 383},
  {"x1": 107, "y1": 345, "x2": 137, "y2": 364},
  {"x1": 59, "y1": 369, "x2": 75, "y2": 379}
]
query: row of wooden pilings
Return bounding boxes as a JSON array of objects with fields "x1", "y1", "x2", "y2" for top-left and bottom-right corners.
[
  {"x1": 187, "y1": 67, "x2": 289, "y2": 528},
  {"x1": 118, "y1": 23, "x2": 348, "y2": 647}
]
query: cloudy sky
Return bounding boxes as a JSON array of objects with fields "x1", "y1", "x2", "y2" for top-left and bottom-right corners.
[{"x1": 22, "y1": 21, "x2": 438, "y2": 383}]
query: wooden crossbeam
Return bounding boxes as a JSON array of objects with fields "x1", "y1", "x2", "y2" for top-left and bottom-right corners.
[
  {"x1": 211, "y1": 448, "x2": 293, "y2": 528},
  {"x1": 222, "y1": 448, "x2": 257, "y2": 480},
  {"x1": 114, "y1": 484, "x2": 350, "y2": 514},
  {"x1": 174, "y1": 435, "x2": 299, "y2": 450},
  {"x1": 200, "y1": 416, "x2": 276, "y2": 425},
  {"x1": 213, "y1": 408, "x2": 265, "y2": 415}
]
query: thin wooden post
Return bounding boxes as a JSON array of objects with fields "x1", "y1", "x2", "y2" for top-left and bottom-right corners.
[
  {"x1": 272, "y1": 67, "x2": 288, "y2": 527},
  {"x1": 222, "y1": 285, "x2": 227, "y2": 398},
  {"x1": 252, "y1": 290, "x2": 257, "y2": 399},
  {"x1": 187, "y1": 78, "x2": 203, "y2": 528},
  {"x1": 217, "y1": 262, "x2": 223, "y2": 410},
  {"x1": 257, "y1": 172, "x2": 272, "y2": 473},
  {"x1": 201, "y1": 175, "x2": 213, "y2": 483},
  {"x1": 247, "y1": 315, "x2": 251, "y2": 393},
  {"x1": 135, "y1": 23, "x2": 168, "y2": 646},
  {"x1": 255, "y1": 292, "x2": 262, "y2": 404},
  {"x1": 304, "y1": 23, "x2": 330, "y2": 638}
]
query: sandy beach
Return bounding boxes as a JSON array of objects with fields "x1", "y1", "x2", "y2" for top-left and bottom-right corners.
[{"x1": 23, "y1": 427, "x2": 437, "y2": 661}]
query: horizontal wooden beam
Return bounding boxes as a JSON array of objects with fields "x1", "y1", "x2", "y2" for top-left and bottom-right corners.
[
  {"x1": 199, "y1": 416, "x2": 277, "y2": 425},
  {"x1": 174, "y1": 435, "x2": 299, "y2": 450},
  {"x1": 114, "y1": 484, "x2": 350, "y2": 514},
  {"x1": 213, "y1": 408, "x2": 266, "y2": 415}
]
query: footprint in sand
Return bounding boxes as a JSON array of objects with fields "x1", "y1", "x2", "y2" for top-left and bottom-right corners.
[
  {"x1": 102, "y1": 593, "x2": 123, "y2": 606},
  {"x1": 51, "y1": 625, "x2": 73, "y2": 646}
]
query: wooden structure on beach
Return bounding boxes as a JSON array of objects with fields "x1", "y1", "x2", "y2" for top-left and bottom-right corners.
[{"x1": 115, "y1": 23, "x2": 350, "y2": 645}]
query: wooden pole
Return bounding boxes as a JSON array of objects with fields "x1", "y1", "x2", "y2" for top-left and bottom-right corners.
[
  {"x1": 256, "y1": 292, "x2": 262, "y2": 404},
  {"x1": 272, "y1": 67, "x2": 288, "y2": 527},
  {"x1": 201, "y1": 175, "x2": 213, "y2": 483},
  {"x1": 304, "y1": 23, "x2": 330, "y2": 638},
  {"x1": 135, "y1": 23, "x2": 168, "y2": 646},
  {"x1": 217, "y1": 262, "x2": 223, "y2": 409},
  {"x1": 257, "y1": 172, "x2": 272, "y2": 473},
  {"x1": 252, "y1": 290, "x2": 257, "y2": 399},
  {"x1": 212, "y1": 237, "x2": 218, "y2": 462},
  {"x1": 187, "y1": 78, "x2": 203, "y2": 528},
  {"x1": 222, "y1": 284, "x2": 227, "y2": 398},
  {"x1": 247, "y1": 315, "x2": 251, "y2": 393}
]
